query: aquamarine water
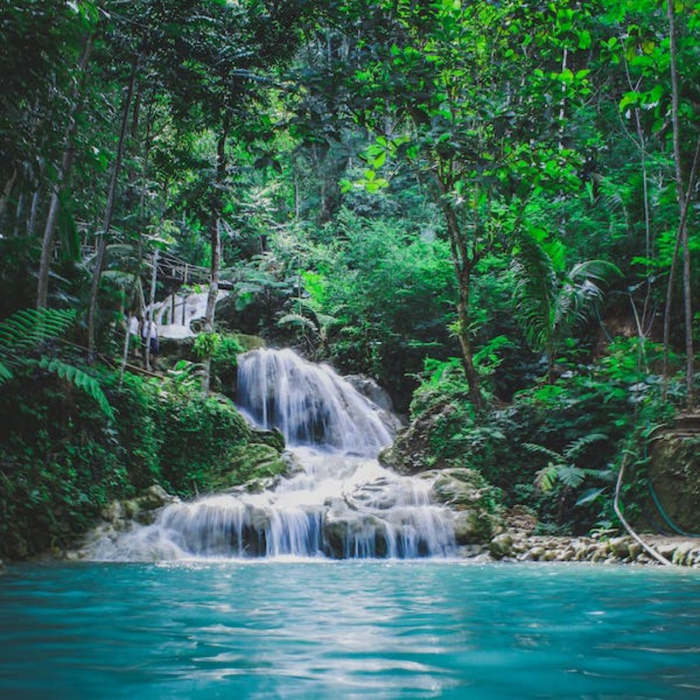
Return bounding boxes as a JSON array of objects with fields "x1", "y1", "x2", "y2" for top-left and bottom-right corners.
[{"x1": 1, "y1": 561, "x2": 698, "y2": 698}]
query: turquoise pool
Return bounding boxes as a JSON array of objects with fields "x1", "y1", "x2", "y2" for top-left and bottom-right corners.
[{"x1": 1, "y1": 561, "x2": 698, "y2": 698}]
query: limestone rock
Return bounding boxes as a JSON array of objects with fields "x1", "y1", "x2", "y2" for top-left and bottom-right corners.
[
  {"x1": 213, "y1": 443, "x2": 289, "y2": 490},
  {"x1": 489, "y1": 533, "x2": 513, "y2": 559},
  {"x1": 608, "y1": 537, "x2": 629, "y2": 558}
]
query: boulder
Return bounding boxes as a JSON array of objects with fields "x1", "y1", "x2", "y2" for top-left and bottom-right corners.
[
  {"x1": 251, "y1": 427, "x2": 285, "y2": 452},
  {"x1": 378, "y1": 402, "x2": 454, "y2": 475},
  {"x1": 421, "y1": 468, "x2": 504, "y2": 544},
  {"x1": 489, "y1": 533, "x2": 513, "y2": 559},
  {"x1": 212, "y1": 443, "x2": 290, "y2": 490},
  {"x1": 141, "y1": 484, "x2": 177, "y2": 510},
  {"x1": 344, "y1": 375, "x2": 395, "y2": 412}
]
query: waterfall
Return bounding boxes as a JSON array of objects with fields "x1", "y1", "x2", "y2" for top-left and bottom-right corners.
[
  {"x1": 128, "y1": 290, "x2": 226, "y2": 340},
  {"x1": 86, "y1": 349, "x2": 457, "y2": 561},
  {"x1": 237, "y1": 348, "x2": 392, "y2": 455}
]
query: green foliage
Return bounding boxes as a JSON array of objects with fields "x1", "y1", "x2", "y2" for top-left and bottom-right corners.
[
  {"x1": 38, "y1": 357, "x2": 114, "y2": 420},
  {"x1": 0, "y1": 307, "x2": 76, "y2": 363},
  {"x1": 407, "y1": 336, "x2": 678, "y2": 533},
  {"x1": 0, "y1": 307, "x2": 114, "y2": 419},
  {"x1": 193, "y1": 332, "x2": 221, "y2": 361},
  {"x1": 0, "y1": 363, "x2": 279, "y2": 560},
  {"x1": 511, "y1": 230, "x2": 620, "y2": 379},
  {"x1": 300, "y1": 212, "x2": 457, "y2": 407}
]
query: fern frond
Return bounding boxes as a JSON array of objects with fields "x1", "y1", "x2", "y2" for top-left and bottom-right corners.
[
  {"x1": 39, "y1": 357, "x2": 114, "y2": 420},
  {"x1": 523, "y1": 442, "x2": 563, "y2": 462},
  {"x1": 535, "y1": 465, "x2": 558, "y2": 492},
  {"x1": 563, "y1": 433, "x2": 608, "y2": 460},
  {"x1": 277, "y1": 313, "x2": 318, "y2": 331},
  {"x1": 557, "y1": 465, "x2": 586, "y2": 488},
  {"x1": 0, "y1": 308, "x2": 76, "y2": 353},
  {"x1": 0, "y1": 360, "x2": 12, "y2": 384}
]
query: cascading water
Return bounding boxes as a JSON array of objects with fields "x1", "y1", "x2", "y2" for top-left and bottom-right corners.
[{"x1": 86, "y1": 349, "x2": 457, "y2": 561}]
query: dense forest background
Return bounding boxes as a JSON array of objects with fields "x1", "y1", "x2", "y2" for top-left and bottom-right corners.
[{"x1": 0, "y1": 0, "x2": 698, "y2": 559}]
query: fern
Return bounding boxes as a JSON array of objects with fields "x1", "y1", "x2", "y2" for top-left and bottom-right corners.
[
  {"x1": 38, "y1": 357, "x2": 114, "y2": 420},
  {"x1": 277, "y1": 313, "x2": 317, "y2": 331},
  {"x1": 0, "y1": 307, "x2": 76, "y2": 353},
  {"x1": 563, "y1": 433, "x2": 608, "y2": 460},
  {"x1": 535, "y1": 465, "x2": 558, "y2": 492},
  {"x1": 0, "y1": 360, "x2": 11, "y2": 385},
  {"x1": 0, "y1": 308, "x2": 114, "y2": 421},
  {"x1": 557, "y1": 465, "x2": 586, "y2": 488},
  {"x1": 523, "y1": 442, "x2": 562, "y2": 462}
]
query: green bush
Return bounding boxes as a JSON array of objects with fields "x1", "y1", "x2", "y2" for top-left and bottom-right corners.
[
  {"x1": 0, "y1": 363, "x2": 256, "y2": 560},
  {"x1": 407, "y1": 338, "x2": 676, "y2": 534}
]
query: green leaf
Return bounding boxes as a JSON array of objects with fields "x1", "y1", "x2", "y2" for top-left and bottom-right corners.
[{"x1": 576, "y1": 487, "x2": 606, "y2": 506}]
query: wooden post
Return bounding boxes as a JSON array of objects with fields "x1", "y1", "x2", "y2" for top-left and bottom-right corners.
[{"x1": 145, "y1": 248, "x2": 159, "y2": 370}]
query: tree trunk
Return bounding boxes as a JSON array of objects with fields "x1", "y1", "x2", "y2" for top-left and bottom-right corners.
[
  {"x1": 144, "y1": 248, "x2": 159, "y2": 371},
  {"x1": 436, "y1": 180, "x2": 484, "y2": 411},
  {"x1": 27, "y1": 188, "x2": 40, "y2": 239},
  {"x1": 201, "y1": 129, "x2": 227, "y2": 395},
  {"x1": 0, "y1": 169, "x2": 18, "y2": 227},
  {"x1": 36, "y1": 34, "x2": 93, "y2": 308},
  {"x1": 87, "y1": 56, "x2": 138, "y2": 362},
  {"x1": 456, "y1": 276, "x2": 484, "y2": 412},
  {"x1": 664, "y1": 0, "x2": 695, "y2": 407},
  {"x1": 12, "y1": 192, "x2": 24, "y2": 237}
]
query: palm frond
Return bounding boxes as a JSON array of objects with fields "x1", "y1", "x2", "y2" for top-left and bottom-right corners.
[{"x1": 511, "y1": 232, "x2": 556, "y2": 352}]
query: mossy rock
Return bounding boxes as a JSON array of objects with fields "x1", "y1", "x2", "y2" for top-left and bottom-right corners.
[
  {"x1": 251, "y1": 427, "x2": 285, "y2": 452},
  {"x1": 232, "y1": 333, "x2": 266, "y2": 352},
  {"x1": 646, "y1": 435, "x2": 700, "y2": 533},
  {"x1": 211, "y1": 444, "x2": 288, "y2": 489}
]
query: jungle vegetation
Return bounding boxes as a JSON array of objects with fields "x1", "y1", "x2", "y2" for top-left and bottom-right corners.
[{"x1": 0, "y1": 0, "x2": 697, "y2": 557}]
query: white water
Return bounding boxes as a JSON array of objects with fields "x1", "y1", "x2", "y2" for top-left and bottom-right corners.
[
  {"x1": 129, "y1": 290, "x2": 226, "y2": 340},
  {"x1": 86, "y1": 349, "x2": 456, "y2": 560}
]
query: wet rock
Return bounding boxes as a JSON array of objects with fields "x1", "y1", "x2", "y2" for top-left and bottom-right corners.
[
  {"x1": 609, "y1": 537, "x2": 629, "y2": 558},
  {"x1": 628, "y1": 541, "x2": 642, "y2": 559},
  {"x1": 528, "y1": 546, "x2": 545, "y2": 561},
  {"x1": 344, "y1": 375, "x2": 395, "y2": 413},
  {"x1": 378, "y1": 403, "x2": 453, "y2": 475},
  {"x1": 672, "y1": 543, "x2": 695, "y2": 566},
  {"x1": 489, "y1": 533, "x2": 513, "y2": 559},
  {"x1": 141, "y1": 484, "x2": 177, "y2": 510},
  {"x1": 251, "y1": 427, "x2": 285, "y2": 452},
  {"x1": 213, "y1": 444, "x2": 289, "y2": 489}
]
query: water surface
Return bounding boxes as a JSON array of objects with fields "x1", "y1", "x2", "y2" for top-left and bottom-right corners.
[{"x1": 1, "y1": 561, "x2": 698, "y2": 698}]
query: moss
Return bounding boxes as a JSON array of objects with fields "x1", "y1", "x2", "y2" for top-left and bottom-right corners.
[
  {"x1": 232, "y1": 333, "x2": 266, "y2": 352},
  {"x1": 210, "y1": 443, "x2": 288, "y2": 489}
]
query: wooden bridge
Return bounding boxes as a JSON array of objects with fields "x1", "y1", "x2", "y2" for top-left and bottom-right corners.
[{"x1": 78, "y1": 245, "x2": 235, "y2": 290}]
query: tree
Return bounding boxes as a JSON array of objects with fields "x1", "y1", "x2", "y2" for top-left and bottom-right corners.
[{"x1": 336, "y1": 0, "x2": 594, "y2": 409}]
